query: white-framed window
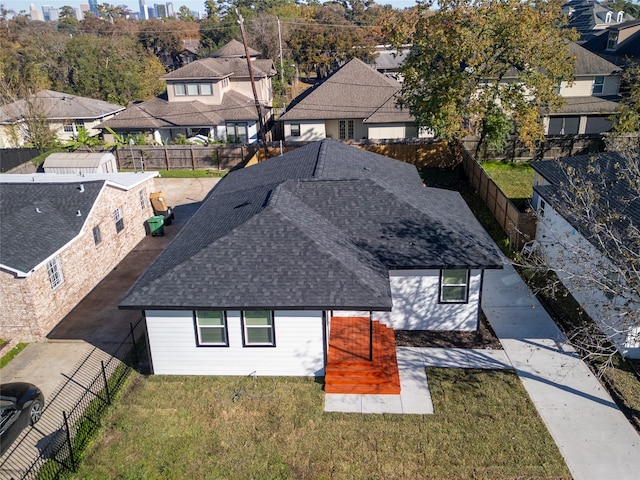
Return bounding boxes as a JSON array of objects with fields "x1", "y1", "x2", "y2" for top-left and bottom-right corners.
[
  {"x1": 174, "y1": 83, "x2": 186, "y2": 96},
  {"x1": 195, "y1": 311, "x2": 228, "y2": 346},
  {"x1": 439, "y1": 269, "x2": 470, "y2": 303},
  {"x1": 226, "y1": 122, "x2": 248, "y2": 143},
  {"x1": 200, "y1": 83, "x2": 213, "y2": 96},
  {"x1": 139, "y1": 188, "x2": 147, "y2": 211},
  {"x1": 113, "y1": 207, "x2": 124, "y2": 233},
  {"x1": 290, "y1": 123, "x2": 301, "y2": 137},
  {"x1": 242, "y1": 311, "x2": 275, "y2": 346},
  {"x1": 593, "y1": 76, "x2": 605, "y2": 94},
  {"x1": 93, "y1": 225, "x2": 102, "y2": 245},
  {"x1": 47, "y1": 256, "x2": 64, "y2": 289},
  {"x1": 63, "y1": 120, "x2": 85, "y2": 134}
]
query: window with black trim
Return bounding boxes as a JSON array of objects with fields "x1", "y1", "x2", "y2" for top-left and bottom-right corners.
[
  {"x1": 226, "y1": 122, "x2": 248, "y2": 143},
  {"x1": 290, "y1": 123, "x2": 301, "y2": 137},
  {"x1": 93, "y1": 225, "x2": 102, "y2": 245},
  {"x1": 439, "y1": 269, "x2": 469, "y2": 303},
  {"x1": 243, "y1": 311, "x2": 275, "y2": 346},
  {"x1": 195, "y1": 311, "x2": 228, "y2": 346}
]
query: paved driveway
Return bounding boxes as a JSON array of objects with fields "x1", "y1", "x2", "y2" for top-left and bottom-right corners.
[{"x1": 0, "y1": 178, "x2": 219, "y2": 477}]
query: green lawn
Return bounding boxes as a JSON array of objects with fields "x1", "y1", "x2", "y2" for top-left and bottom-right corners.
[
  {"x1": 72, "y1": 369, "x2": 569, "y2": 480},
  {"x1": 481, "y1": 161, "x2": 535, "y2": 204},
  {"x1": 0, "y1": 342, "x2": 27, "y2": 369}
]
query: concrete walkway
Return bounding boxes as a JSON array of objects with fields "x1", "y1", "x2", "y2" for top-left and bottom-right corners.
[
  {"x1": 324, "y1": 347, "x2": 512, "y2": 414},
  {"x1": 483, "y1": 261, "x2": 640, "y2": 480}
]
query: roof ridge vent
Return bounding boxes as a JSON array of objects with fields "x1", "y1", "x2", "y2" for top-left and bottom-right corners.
[
  {"x1": 76, "y1": 210, "x2": 82, "y2": 216},
  {"x1": 36, "y1": 207, "x2": 42, "y2": 213}
]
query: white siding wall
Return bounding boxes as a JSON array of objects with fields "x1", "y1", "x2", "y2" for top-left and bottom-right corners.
[
  {"x1": 379, "y1": 269, "x2": 482, "y2": 331},
  {"x1": 560, "y1": 76, "x2": 620, "y2": 97},
  {"x1": 534, "y1": 199, "x2": 640, "y2": 358},
  {"x1": 284, "y1": 121, "x2": 326, "y2": 141},
  {"x1": 367, "y1": 124, "x2": 409, "y2": 140},
  {"x1": 145, "y1": 310, "x2": 326, "y2": 376}
]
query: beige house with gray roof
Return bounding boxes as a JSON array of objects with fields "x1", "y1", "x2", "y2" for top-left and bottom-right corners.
[
  {"x1": 0, "y1": 90, "x2": 124, "y2": 148},
  {"x1": 278, "y1": 58, "x2": 429, "y2": 142},
  {"x1": 99, "y1": 40, "x2": 276, "y2": 145},
  {"x1": 541, "y1": 43, "x2": 622, "y2": 135}
]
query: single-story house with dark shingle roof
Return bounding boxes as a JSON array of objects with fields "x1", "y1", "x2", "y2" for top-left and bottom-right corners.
[
  {"x1": 0, "y1": 90, "x2": 124, "y2": 148},
  {"x1": 278, "y1": 58, "x2": 431, "y2": 142},
  {"x1": 531, "y1": 152, "x2": 640, "y2": 358},
  {"x1": 99, "y1": 40, "x2": 275, "y2": 145},
  {"x1": 119, "y1": 140, "x2": 502, "y2": 392},
  {"x1": 0, "y1": 172, "x2": 158, "y2": 341}
]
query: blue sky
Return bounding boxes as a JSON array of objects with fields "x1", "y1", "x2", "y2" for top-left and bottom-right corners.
[{"x1": 2, "y1": 1, "x2": 421, "y2": 16}]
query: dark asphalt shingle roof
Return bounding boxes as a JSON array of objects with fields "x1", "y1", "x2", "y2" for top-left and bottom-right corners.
[
  {"x1": 161, "y1": 57, "x2": 275, "y2": 81},
  {"x1": 278, "y1": 58, "x2": 413, "y2": 123},
  {"x1": 0, "y1": 90, "x2": 124, "y2": 124},
  {"x1": 119, "y1": 140, "x2": 502, "y2": 311},
  {"x1": 0, "y1": 181, "x2": 104, "y2": 274},
  {"x1": 211, "y1": 39, "x2": 260, "y2": 58},
  {"x1": 98, "y1": 91, "x2": 258, "y2": 130},
  {"x1": 531, "y1": 152, "x2": 640, "y2": 270}
]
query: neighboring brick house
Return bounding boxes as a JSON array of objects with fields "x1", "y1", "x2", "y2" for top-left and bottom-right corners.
[
  {"x1": 0, "y1": 90, "x2": 124, "y2": 148},
  {"x1": 99, "y1": 39, "x2": 275, "y2": 145},
  {"x1": 0, "y1": 172, "x2": 158, "y2": 341}
]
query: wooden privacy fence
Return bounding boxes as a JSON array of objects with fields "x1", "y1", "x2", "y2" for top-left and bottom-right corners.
[
  {"x1": 460, "y1": 147, "x2": 537, "y2": 251},
  {"x1": 114, "y1": 144, "x2": 259, "y2": 171},
  {"x1": 461, "y1": 134, "x2": 605, "y2": 161}
]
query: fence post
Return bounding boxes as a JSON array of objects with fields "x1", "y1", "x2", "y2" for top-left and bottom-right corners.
[
  {"x1": 130, "y1": 322, "x2": 139, "y2": 367},
  {"x1": 101, "y1": 361, "x2": 111, "y2": 405},
  {"x1": 191, "y1": 147, "x2": 196, "y2": 170},
  {"x1": 63, "y1": 411, "x2": 76, "y2": 471},
  {"x1": 165, "y1": 147, "x2": 170, "y2": 170}
]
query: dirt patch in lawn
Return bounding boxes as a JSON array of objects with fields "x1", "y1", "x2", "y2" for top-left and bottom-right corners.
[{"x1": 395, "y1": 312, "x2": 503, "y2": 349}]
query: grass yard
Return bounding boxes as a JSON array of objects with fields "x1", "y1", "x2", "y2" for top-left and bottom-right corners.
[
  {"x1": 72, "y1": 369, "x2": 569, "y2": 480},
  {"x1": 481, "y1": 161, "x2": 535, "y2": 208}
]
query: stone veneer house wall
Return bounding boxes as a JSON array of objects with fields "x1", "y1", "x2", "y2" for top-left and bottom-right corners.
[{"x1": 0, "y1": 172, "x2": 157, "y2": 340}]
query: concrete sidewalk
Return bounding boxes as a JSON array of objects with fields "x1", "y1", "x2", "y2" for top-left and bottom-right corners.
[{"x1": 483, "y1": 261, "x2": 640, "y2": 480}]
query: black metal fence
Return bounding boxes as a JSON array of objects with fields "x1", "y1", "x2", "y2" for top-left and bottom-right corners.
[{"x1": 0, "y1": 319, "x2": 147, "y2": 480}]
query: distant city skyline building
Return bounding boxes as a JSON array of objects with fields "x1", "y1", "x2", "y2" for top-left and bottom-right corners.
[{"x1": 12, "y1": 1, "x2": 205, "y2": 19}]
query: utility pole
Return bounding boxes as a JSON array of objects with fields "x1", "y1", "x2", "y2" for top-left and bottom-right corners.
[
  {"x1": 277, "y1": 17, "x2": 284, "y2": 84},
  {"x1": 237, "y1": 9, "x2": 269, "y2": 161}
]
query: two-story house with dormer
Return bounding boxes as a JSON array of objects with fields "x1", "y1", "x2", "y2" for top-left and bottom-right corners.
[{"x1": 99, "y1": 40, "x2": 276, "y2": 145}]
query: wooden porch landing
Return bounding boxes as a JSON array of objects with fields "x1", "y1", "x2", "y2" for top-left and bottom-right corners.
[{"x1": 325, "y1": 317, "x2": 400, "y2": 395}]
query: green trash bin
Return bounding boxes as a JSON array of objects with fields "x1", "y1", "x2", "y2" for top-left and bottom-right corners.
[{"x1": 148, "y1": 215, "x2": 165, "y2": 236}]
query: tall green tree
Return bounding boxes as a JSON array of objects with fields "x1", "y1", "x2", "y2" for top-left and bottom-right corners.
[
  {"x1": 398, "y1": 0, "x2": 578, "y2": 148},
  {"x1": 177, "y1": 5, "x2": 196, "y2": 21},
  {"x1": 288, "y1": 3, "x2": 376, "y2": 78},
  {"x1": 612, "y1": 63, "x2": 640, "y2": 135},
  {"x1": 57, "y1": 5, "x2": 79, "y2": 34},
  {"x1": 63, "y1": 34, "x2": 165, "y2": 104}
]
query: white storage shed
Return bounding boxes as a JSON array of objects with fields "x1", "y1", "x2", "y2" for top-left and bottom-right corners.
[{"x1": 43, "y1": 152, "x2": 117, "y2": 174}]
